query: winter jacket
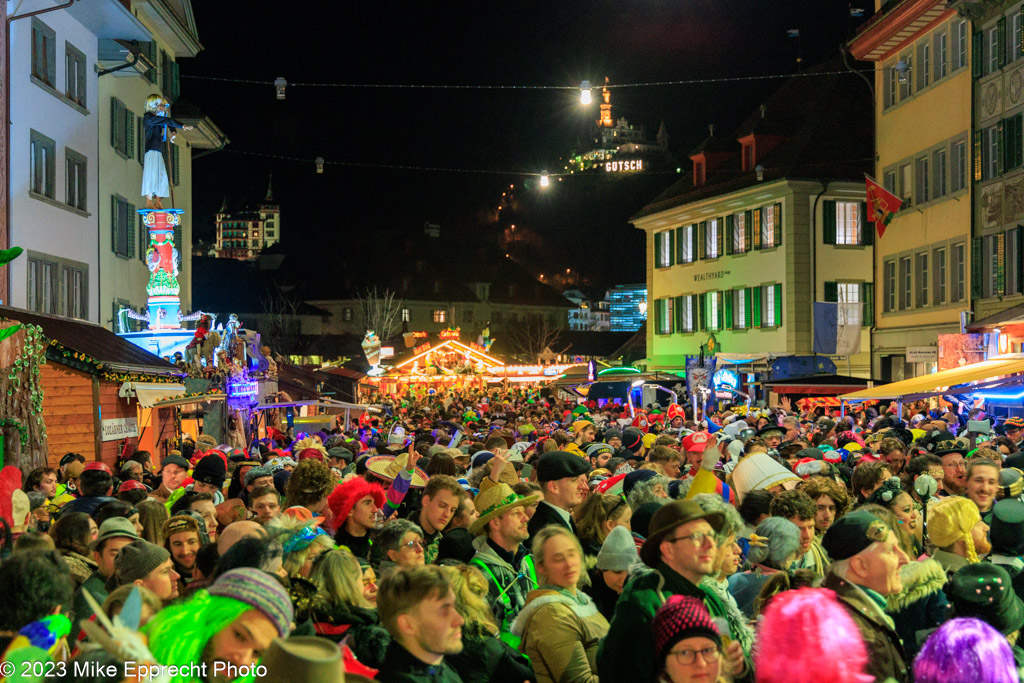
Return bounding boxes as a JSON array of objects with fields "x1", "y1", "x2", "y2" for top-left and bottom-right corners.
[
  {"x1": 59, "y1": 549, "x2": 99, "y2": 591},
  {"x1": 885, "y1": 559, "x2": 951, "y2": 661},
  {"x1": 583, "y1": 566, "x2": 620, "y2": 620},
  {"x1": 511, "y1": 589, "x2": 608, "y2": 683},
  {"x1": 470, "y1": 534, "x2": 535, "y2": 633},
  {"x1": 446, "y1": 623, "x2": 535, "y2": 683},
  {"x1": 375, "y1": 640, "x2": 463, "y2": 683},
  {"x1": 527, "y1": 501, "x2": 576, "y2": 544},
  {"x1": 71, "y1": 571, "x2": 108, "y2": 642},
  {"x1": 823, "y1": 569, "x2": 909, "y2": 683},
  {"x1": 58, "y1": 495, "x2": 117, "y2": 519},
  {"x1": 597, "y1": 561, "x2": 729, "y2": 683},
  {"x1": 306, "y1": 599, "x2": 390, "y2": 669}
]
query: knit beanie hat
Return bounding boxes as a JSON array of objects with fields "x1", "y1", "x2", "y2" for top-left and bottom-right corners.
[
  {"x1": 208, "y1": 567, "x2": 294, "y2": 637},
  {"x1": 192, "y1": 454, "x2": 227, "y2": 488},
  {"x1": 114, "y1": 539, "x2": 170, "y2": 584},
  {"x1": 990, "y1": 499, "x2": 1024, "y2": 557},
  {"x1": 748, "y1": 517, "x2": 801, "y2": 568},
  {"x1": 927, "y1": 496, "x2": 982, "y2": 563},
  {"x1": 652, "y1": 595, "x2": 721, "y2": 663},
  {"x1": 622, "y1": 427, "x2": 645, "y2": 453},
  {"x1": 631, "y1": 501, "x2": 667, "y2": 538},
  {"x1": 596, "y1": 525, "x2": 640, "y2": 571}
]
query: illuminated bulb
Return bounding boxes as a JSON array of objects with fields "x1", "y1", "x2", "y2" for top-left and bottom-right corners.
[
  {"x1": 274, "y1": 76, "x2": 287, "y2": 100},
  {"x1": 315, "y1": 156, "x2": 324, "y2": 174},
  {"x1": 540, "y1": 173, "x2": 549, "y2": 187},
  {"x1": 580, "y1": 80, "x2": 592, "y2": 104}
]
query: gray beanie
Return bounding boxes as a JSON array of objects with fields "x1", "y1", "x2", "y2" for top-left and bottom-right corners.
[
  {"x1": 747, "y1": 517, "x2": 801, "y2": 568},
  {"x1": 114, "y1": 539, "x2": 170, "y2": 583},
  {"x1": 596, "y1": 525, "x2": 639, "y2": 571}
]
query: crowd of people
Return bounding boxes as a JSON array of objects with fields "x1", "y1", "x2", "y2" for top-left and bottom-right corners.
[{"x1": 1, "y1": 387, "x2": 1023, "y2": 682}]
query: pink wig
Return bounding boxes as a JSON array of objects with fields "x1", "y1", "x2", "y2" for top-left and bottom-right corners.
[
  {"x1": 755, "y1": 587, "x2": 872, "y2": 683},
  {"x1": 914, "y1": 618, "x2": 1018, "y2": 683}
]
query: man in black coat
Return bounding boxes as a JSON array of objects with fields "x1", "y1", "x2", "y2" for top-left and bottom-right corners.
[{"x1": 526, "y1": 451, "x2": 591, "y2": 543}]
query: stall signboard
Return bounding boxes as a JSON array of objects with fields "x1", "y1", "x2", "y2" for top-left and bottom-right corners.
[
  {"x1": 906, "y1": 347, "x2": 937, "y2": 363},
  {"x1": 101, "y1": 417, "x2": 138, "y2": 442}
]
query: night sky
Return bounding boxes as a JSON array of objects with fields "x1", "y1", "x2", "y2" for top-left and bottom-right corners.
[{"x1": 184, "y1": 1, "x2": 863, "y2": 289}]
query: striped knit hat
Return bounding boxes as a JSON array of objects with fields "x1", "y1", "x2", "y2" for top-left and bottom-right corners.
[{"x1": 208, "y1": 568, "x2": 294, "y2": 637}]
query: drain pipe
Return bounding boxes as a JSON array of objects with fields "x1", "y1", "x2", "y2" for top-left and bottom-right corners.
[{"x1": 811, "y1": 181, "x2": 831, "y2": 357}]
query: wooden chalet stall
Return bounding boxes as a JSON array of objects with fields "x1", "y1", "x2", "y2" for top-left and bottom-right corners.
[{"x1": 0, "y1": 307, "x2": 184, "y2": 470}]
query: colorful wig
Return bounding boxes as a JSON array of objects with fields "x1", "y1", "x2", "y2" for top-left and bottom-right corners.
[
  {"x1": 327, "y1": 476, "x2": 385, "y2": 522},
  {"x1": 142, "y1": 592, "x2": 255, "y2": 683},
  {"x1": 914, "y1": 618, "x2": 1018, "y2": 683},
  {"x1": 755, "y1": 587, "x2": 873, "y2": 683}
]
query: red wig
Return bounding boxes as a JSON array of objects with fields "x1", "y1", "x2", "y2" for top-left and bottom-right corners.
[
  {"x1": 755, "y1": 587, "x2": 873, "y2": 683},
  {"x1": 327, "y1": 478, "x2": 385, "y2": 522}
]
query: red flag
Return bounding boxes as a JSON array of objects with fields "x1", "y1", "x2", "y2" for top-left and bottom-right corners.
[{"x1": 865, "y1": 174, "x2": 903, "y2": 238}]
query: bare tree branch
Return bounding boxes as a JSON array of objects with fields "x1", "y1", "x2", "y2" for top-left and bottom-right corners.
[
  {"x1": 503, "y1": 313, "x2": 566, "y2": 362},
  {"x1": 259, "y1": 284, "x2": 303, "y2": 354},
  {"x1": 356, "y1": 286, "x2": 403, "y2": 339}
]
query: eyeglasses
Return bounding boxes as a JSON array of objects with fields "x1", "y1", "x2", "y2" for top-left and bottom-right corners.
[
  {"x1": 942, "y1": 461, "x2": 966, "y2": 470},
  {"x1": 668, "y1": 646, "x2": 720, "y2": 666},
  {"x1": 401, "y1": 539, "x2": 426, "y2": 551},
  {"x1": 668, "y1": 531, "x2": 714, "y2": 547}
]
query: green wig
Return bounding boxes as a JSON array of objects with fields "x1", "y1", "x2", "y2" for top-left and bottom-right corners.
[{"x1": 142, "y1": 591, "x2": 255, "y2": 683}]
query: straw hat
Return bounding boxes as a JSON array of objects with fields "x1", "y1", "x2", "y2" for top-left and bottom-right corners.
[
  {"x1": 364, "y1": 451, "x2": 429, "y2": 488},
  {"x1": 469, "y1": 483, "x2": 540, "y2": 536}
]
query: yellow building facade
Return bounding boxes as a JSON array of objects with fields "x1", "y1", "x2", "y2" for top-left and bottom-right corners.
[{"x1": 851, "y1": 0, "x2": 973, "y2": 380}]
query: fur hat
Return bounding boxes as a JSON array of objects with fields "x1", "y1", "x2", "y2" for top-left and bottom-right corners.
[{"x1": 748, "y1": 517, "x2": 801, "y2": 567}]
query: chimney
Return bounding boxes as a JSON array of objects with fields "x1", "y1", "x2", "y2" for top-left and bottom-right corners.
[{"x1": 708, "y1": 124, "x2": 715, "y2": 137}]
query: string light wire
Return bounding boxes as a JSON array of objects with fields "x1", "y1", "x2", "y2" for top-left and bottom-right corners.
[{"x1": 181, "y1": 68, "x2": 878, "y2": 90}]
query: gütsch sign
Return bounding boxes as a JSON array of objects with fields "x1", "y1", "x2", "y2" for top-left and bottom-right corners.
[{"x1": 101, "y1": 417, "x2": 138, "y2": 442}]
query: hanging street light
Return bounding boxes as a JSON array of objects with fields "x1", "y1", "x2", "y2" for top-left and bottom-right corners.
[
  {"x1": 315, "y1": 156, "x2": 325, "y2": 174},
  {"x1": 580, "y1": 80, "x2": 592, "y2": 104},
  {"x1": 274, "y1": 76, "x2": 287, "y2": 100},
  {"x1": 540, "y1": 172, "x2": 549, "y2": 187}
]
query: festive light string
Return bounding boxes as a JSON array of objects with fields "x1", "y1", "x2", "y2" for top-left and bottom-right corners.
[
  {"x1": 181, "y1": 68, "x2": 878, "y2": 90},
  {"x1": 222, "y1": 148, "x2": 875, "y2": 178}
]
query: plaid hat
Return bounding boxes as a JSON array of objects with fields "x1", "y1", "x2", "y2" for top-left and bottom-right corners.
[
  {"x1": 652, "y1": 595, "x2": 721, "y2": 663},
  {"x1": 209, "y1": 568, "x2": 294, "y2": 637},
  {"x1": 821, "y1": 509, "x2": 891, "y2": 561},
  {"x1": 244, "y1": 466, "x2": 274, "y2": 487},
  {"x1": 114, "y1": 540, "x2": 170, "y2": 583}
]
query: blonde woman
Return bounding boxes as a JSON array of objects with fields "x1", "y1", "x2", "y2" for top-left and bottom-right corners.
[
  {"x1": 574, "y1": 493, "x2": 633, "y2": 558},
  {"x1": 441, "y1": 565, "x2": 535, "y2": 683},
  {"x1": 512, "y1": 526, "x2": 609, "y2": 683},
  {"x1": 307, "y1": 547, "x2": 391, "y2": 668}
]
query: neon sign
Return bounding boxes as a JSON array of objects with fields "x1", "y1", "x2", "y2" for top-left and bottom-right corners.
[
  {"x1": 439, "y1": 327, "x2": 461, "y2": 340},
  {"x1": 605, "y1": 160, "x2": 643, "y2": 172},
  {"x1": 227, "y1": 378, "x2": 259, "y2": 400}
]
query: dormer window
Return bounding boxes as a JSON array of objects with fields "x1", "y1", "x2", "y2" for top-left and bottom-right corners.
[
  {"x1": 694, "y1": 160, "x2": 705, "y2": 187},
  {"x1": 742, "y1": 143, "x2": 754, "y2": 171}
]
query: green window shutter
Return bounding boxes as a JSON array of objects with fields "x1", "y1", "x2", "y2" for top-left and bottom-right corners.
[
  {"x1": 673, "y1": 296, "x2": 683, "y2": 333},
  {"x1": 1020, "y1": 10, "x2": 1024, "y2": 57},
  {"x1": 690, "y1": 224, "x2": 698, "y2": 262},
  {"x1": 111, "y1": 196, "x2": 119, "y2": 253},
  {"x1": 823, "y1": 199, "x2": 837, "y2": 245},
  {"x1": 137, "y1": 115, "x2": 144, "y2": 163},
  {"x1": 171, "y1": 60, "x2": 181, "y2": 102},
  {"x1": 744, "y1": 288, "x2": 753, "y2": 328},
  {"x1": 110, "y1": 98, "x2": 119, "y2": 149},
  {"x1": 125, "y1": 110, "x2": 134, "y2": 157},
  {"x1": 973, "y1": 130, "x2": 983, "y2": 181},
  {"x1": 716, "y1": 219, "x2": 724, "y2": 257},
  {"x1": 997, "y1": 232, "x2": 1006, "y2": 295},
  {"x1": 696, "y1": 294, "x2": 705, "y2": 332},
  {"x1": 973, "y1": 32, "x2": 984, "y2": 78},
  {"x1": 675, "y1": 227, "x2": 683, "y2": 263},
  {"x1": 655, "y1": 299, "x2": 665, "y2": 333},
  {"x1": 172, "y1": 145, "x2": 180, "y2": 186},
  {"x1": 773, "y1": 204, "x2": 782, "y2": 247},
  {"x1": 697, "y1": 221, "x2": 706, "y2": 260},
  {"x1": 1018, "y1": 226, "x2": 1024, "y2": 294},
  {"x1": 725, "y1": 214, "x2": 733, "y2": 255},
  {"x1": 752, "y1": 286, "x2": 762, "y2": 327},
  {"x1": 751, "y1": 209, "x2": 762, "y2": 250},
  {"x1": 127, "y1": 204, "x2": 135, "y2": 257},
  {"x1": 724, "y1": 289, "x2": 733, "y2": 329},
  {"x1": 824, "y1": 281, "x2": 839, "y2": 302},
  {"x1": 999, "y1": 18, "x2": 1007, "y2": 69},
  {"x1": 774, "y1": 283, "x2": 783, "y2": 326},
  {"x1": 860, "y1": 202, "x2": 873, "y2": 245},
  {"x1": 862, "y1": 282, "x2": 874, "y2": 327},
  {"x1": 971, "y1": 236, "x2": 983, "y2": 298},
  {"x1": 744, "y1": 211, "x2": 752, "y2": 252},
  {"x1": 669, "y1": 229, "x2": 676, "y2": 266}
]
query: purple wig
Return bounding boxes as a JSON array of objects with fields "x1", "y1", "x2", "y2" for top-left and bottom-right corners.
[
  {"x1": 755, "y1": 587, "x2": 873, "y2": 683},
  {"x1": 914, "y1": 618, "x2": 1017, "y2": 683}
]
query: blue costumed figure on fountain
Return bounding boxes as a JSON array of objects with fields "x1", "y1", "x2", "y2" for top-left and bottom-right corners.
[{"x1": 141, "y1": 94, "x2": 192, "y2": 209}]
